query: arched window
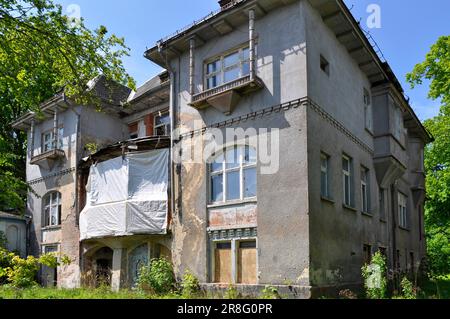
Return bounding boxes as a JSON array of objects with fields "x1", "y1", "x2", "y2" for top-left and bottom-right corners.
[
  {"x1": 209, "y1": 146, "x2": 257, "y2": 204},
  {"x1": 43, "y1": 192, "x2": 62, "y2": 227}
]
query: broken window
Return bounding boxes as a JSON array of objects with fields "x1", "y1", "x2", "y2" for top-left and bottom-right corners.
[
  {"x1": 213, "y1": 240, "x2": 257, "y2": 285},
  {"x1": 205, "y1": 46, "x2": 250, "y2": 90},
  {"x1": 398, "y1": 192, "x2": 408, "y2": 228},
  {"x1": 209, "y1": 146, "x2": 257, "y2": 204},
  {"x1": 320, "y1": 55, "x2": 330, "y2": 76},
  {"x1": 321, "y1": 153, "x2": 331, "y2": 199},
  {"x1": 43, "y1": 192, "x2": 62, "y2": 228},
  {"x1": 361, "y1": 167, "x2": 370, "y2": 214},
  {"x1": 154, "y1": 112, "x2": 170, "y2": 136},
  {"x1": 42, "y1": 127, "x2": 64, "y2": 152},
  {"x1": 342, "y1": 155, "x2": 354, "y2": 207}
]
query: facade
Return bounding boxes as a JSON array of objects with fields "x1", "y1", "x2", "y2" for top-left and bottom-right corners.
[{"x1": 12, "y1": 0, "x2": 431, "y2": 298}]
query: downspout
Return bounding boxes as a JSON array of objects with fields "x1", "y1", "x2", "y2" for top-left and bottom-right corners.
[
  {"x1": 249, "y1": 8, "x2": 256, "y2": 81},
  {"x1": 158, "y1": 42, "x2": 176, "y2": 222},
  {"x1": 390, "y1": 183, "x2": 398, "y2": 288}
]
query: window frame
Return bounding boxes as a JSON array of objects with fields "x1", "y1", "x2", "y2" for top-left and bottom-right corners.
[
  {"x1": 361, "y1": 166, "x2": 371, "y2": 214},
  {"x1": 153, "y1": 111, "x2": 171, "y2": 137},
  {"x1": 364, "y1": 88, "x2": 373, "y2": 132},
  {"x1": 320, "y1": 153, "x2": 331, "y2": 199},
  {"x1": 398, "y1": 192, "x2": 408, "y2": 229},
  {"x1": 204, "y1": 45, "x2": 251, "y2": 91},
  {"x1": 209, "y1": 146, "x2": 257, "y2": 205},
  {"x1": 342, "y1": 155, "x2": 354, "y2": 207},
  {"x1": 43, "y1": 192, "x2": 62, "y2": 228},
  {"x1": 41, "y1": 127, "x2": 64, "y2": 153}
]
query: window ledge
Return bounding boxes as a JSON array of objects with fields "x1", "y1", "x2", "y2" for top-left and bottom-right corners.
[
  {"x1": 399, "y1": 226, "x2": 410, "y2": 232},
  {"x1": 361, "y1": 211, "x2": 373, "y2": 218},
  {"x1": 321, "y1": 196, "x2": 335, "y2": 204},
  {"x1": 189, "y1": 75, "x2": 264, "y2": 114},
  {"x1": 41, "y1": 226, "x2": 62, "y2": 231},
  {"x1": 380, "y1": 218, "x2": 387, "y2": 224},
  {"x1": 343, "y1": 204, "x2": 357, "y2": 212},
  {"x1": 208, "y1": 198, "x2": 257, "y2": 209}
]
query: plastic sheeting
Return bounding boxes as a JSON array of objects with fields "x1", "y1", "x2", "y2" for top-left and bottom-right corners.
[{"x1": 80, "y1": 149, "x2": 169, "y2": 241}]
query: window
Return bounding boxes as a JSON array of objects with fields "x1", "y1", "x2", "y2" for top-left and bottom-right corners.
[
  {"x1": 205, "y1": 46, "x2": 250, "y2": 90},
  {"x1": 43, "y1": 192, "x2": 62, "y2": 227},
  {"x1": 361, "y1": 167, "x2": 370, "y2": 213},
  {"x1": 363, "y1": 244, "x2": 372, "y2": 265},
  {"x1": 214, "y1": 240, "x2": 257, "y2": 284},
  {"x1": 398, "y1": 192, "x2": 408, "y2": 228},
  {"x1": 321, "y1": 153, "x2": 331, "y2": 199},
  {"x1": 342, "y1": 155, "x2": 353, "y2": 207},
  {"x1": 320, "y1": 55, "x2": 330, "y2": 76},
  {"x1": 129, "y1": 122, "x2": 139, "y2": 139},
  {"x1": 379, "y1": 247, "x2": 387, "y2": 259},
  {"x1": 210, "y1": 146, "x2": 257, "y2": 204},
  {"x1": 364, "y1": 88, "x2": 373, "y2": 132},
  {"x1": 42, "y1": 127, "x2": 64, "y2": 152},
  {"x1": 154, "y1": 112, "x2": 170, "y2": 136}
]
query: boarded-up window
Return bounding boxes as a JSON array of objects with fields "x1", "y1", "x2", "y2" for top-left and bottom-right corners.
[
  {"x1": 237, "y1": 241, "x2": 257, "y2": 284},
  {"x1": 214, "y1": 242, "x2": 232, "y2": 284}
]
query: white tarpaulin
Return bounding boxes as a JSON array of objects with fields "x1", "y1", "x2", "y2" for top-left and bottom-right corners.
[{"x1": 80, "y1": 149, "x2": 169, "y2": 241}]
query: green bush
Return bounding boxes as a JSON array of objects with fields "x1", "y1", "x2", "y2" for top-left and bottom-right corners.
[
  {"x1": 224, "y1": 285, "x2": 240, "y2": 299},
  {"x1": 400, "y1": 277, "x2": 417, "y2": 299},
  {"x1": 137, "y1": 258, "x2": 175, "y2": 295},
  {"x1": 180, "y1": 270, "x2": 200, "y2": 298},
  {"x1": 361, "y1": 251, "x2": 388, "y2": 299},
  {"x1": 260, "y1": 286, "x2": 279, "y2": 299}
]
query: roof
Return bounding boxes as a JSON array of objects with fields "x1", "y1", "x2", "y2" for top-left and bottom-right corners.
[{"x1": 79, "y1": 136, "x2": 171, "y2": 169}]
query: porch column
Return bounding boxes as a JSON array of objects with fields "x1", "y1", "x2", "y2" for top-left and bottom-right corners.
[
  {"x1": 53, "y1": 107, "x2": 58, "y2": 149},
  {"x1": 30, "y1": 119, "x2": 35, "y2": 158},
  {"x1": 248, "y1": 8, "x2": 256, "y2": 81},
  {"x1": 189, "y1": 37, "x2": 196, "y2": 100},
  {"x1": 111, "y1": 248, "x2": 126, "y2": 292}
]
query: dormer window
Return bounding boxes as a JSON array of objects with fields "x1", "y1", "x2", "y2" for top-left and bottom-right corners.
[{"x1": 205, "y1": 46, "x2": 250, "y2": 90}]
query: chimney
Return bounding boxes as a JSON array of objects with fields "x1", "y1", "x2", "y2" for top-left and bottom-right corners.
[{"x1": 219, "y1": 0, "x2": 234, "y2": 10}]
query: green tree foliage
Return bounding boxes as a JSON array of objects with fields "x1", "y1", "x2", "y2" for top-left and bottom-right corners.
[
  {"x1": 407, "y1": 36, "x2": 450, "y2": 277},
  {"x1": 0, "y1": 0, "x2": 135, "y2": 211}
]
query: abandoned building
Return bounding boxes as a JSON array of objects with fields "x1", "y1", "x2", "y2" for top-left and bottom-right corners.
[{"x1": 11, "y1": 0, "x2": 431, "y2": 298}]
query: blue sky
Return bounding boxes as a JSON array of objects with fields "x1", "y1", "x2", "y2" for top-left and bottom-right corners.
[{"x1": 54, "y1": 0, "x2": 450, "y2": 121}]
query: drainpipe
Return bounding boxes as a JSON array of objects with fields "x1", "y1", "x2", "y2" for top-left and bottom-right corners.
[
  {"x1": 53, "y1": 107, "x2": 58, "y2": 149},
  {"x1": 249, "y1": 8, "x2": 256, "y2": 81},
  {"x1": 189, "y1": 37, "x2": 196, "y2": 101},
  {"x1": 158, "y1": 43, "x2": 176, "y2": 220},
  {"x1": 30, "y1": 118, "x2": 35, "y2": 158},
  {"x1": 390, "y1": 183, "x2": 398, "y2": 287}
]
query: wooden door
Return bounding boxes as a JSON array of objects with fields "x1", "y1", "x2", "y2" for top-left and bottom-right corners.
[
  {"x1": 237, "y1": 241, "x2": 257, "y2": 284},
  {"x1": 214, "y1": 243, "x2": 232, "y2": 284}
]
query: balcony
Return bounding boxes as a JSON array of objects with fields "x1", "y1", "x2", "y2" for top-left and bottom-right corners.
[
  {"x1": 30, "y1": 149, "x2": 65, "y2": 170},
  {"x1": 189, "y1": 75, "x2": 264, "y2": 115}
]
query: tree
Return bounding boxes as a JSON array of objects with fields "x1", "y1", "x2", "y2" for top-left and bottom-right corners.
[
  {"x1": 407, "y1": 35, "x2": 450, "y2": 276},
  {"x1": 0, "y1": 0, "x2": 135, "y2": 211}
]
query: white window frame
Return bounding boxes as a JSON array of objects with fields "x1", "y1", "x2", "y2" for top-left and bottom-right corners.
[
  {"x1": 154, "y1": 111, "x2": 170, "y2": 137},
  {"x1": 42, "y1": 127, "x2": 63, "y2": 153},
  {"x1": 321, "y1": 153, "x2": 331, "y2": 199},
  {"x1": 209, "y1": 146, "x2": 257, "y2": 204},
  {"x1": 205, "y1": 46, "x2": 251, "y2": 90},
  {"x1": 361, "y1": 167, "x2": 370, "y2": 213},
  {"x1": 43, "y1": 192, "x2": 62, "y2": 228},
  {"x1": 343, "y1": 155, "x2": 353, "y2": 207},
  {"x1": 398, "y1": 192, "x2": 408, "y2": 229}
]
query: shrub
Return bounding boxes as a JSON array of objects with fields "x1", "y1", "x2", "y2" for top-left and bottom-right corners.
[
  {"x1": 137, "y1": 258, "x2": 175, "y2": 295},
  {"x1": 260, "y1": 286, "x2": 280, "y2": 299},
  {"x1": 180, "y1": 270, "x2": 200, "y2": 298},
  {"x1": 224, "y1": 285, "x2": 240, "y2": 299},
  {"x1": 361, "y1": 251, "x2": 388, "y2": 299},
  {"x1": 400, "y1": 277, "x2": 417, "y2": 299}
]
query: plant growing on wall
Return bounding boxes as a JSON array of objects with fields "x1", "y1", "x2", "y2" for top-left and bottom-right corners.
[{"x1": 361, "y1": 251, "x2": 388, "y2": 299}]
